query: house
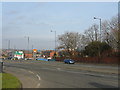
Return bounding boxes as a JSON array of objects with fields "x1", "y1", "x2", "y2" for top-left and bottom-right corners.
[{"x1": 50, "y1": 51, "x2": 58, "y2": 58}]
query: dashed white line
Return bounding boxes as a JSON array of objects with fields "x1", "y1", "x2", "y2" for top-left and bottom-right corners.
[
  {"x1": 36, "y1": 74, "x2": 41, "y2": 81},
  {"x1": 28, "y1": 71, "x2": 41, "y2": 88},
  {"x1": 36, "y1": 83, "x2": 40, "y2": 88},
  {"x1": 57, "y1": 68, "x2": 61, "y2": 70},
  {"x1": 28, "y1": 71, "x2": 34, "y2": 74}
]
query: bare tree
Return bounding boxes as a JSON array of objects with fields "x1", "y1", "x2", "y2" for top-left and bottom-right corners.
[
  {"x1": 83, "y1": 24, "x2": 99, "y2": 43},
  {"x1": 57, "y1": 32, "x2": 82, "y2": 57},
  {"x1": 102, "y1": 16, "x2": 118, "y2": 50}
]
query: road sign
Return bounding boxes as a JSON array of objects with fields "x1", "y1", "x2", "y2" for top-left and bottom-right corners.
[{"x1": 33, "y1": 49, "x2": 37, "y2": 53}]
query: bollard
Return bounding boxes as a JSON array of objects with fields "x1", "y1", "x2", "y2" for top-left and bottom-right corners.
[{"x1": 0, "y1": 62, "x2": 3, "y2": 73}]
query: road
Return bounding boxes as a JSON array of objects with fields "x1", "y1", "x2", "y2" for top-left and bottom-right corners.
[{"x1": 3, "y1": 59, "x2": 118, "y2": 88}]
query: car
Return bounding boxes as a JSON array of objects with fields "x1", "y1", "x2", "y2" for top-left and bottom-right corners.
[
  {"x1": 64, "y1": 59, "x2": 75, "y2": 64},
  {"x1": 7, "y1": 57, "x2": 12, "y2": 60},
  {"x1": 11, "y1": 57, "x2": 18, "y2": 60},
  {"x1": 25, "y1": 58, "x2": 32, "y2": 60},
  {"x1": 48, "y1": 59, "x2": 56, "y2": 61}
]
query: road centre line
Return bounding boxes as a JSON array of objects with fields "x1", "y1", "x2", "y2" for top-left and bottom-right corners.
[
  {"x1": 63, "y1": 70, "x2": 118, "y2": 78},
  {"x1": 40, "y1": 67, "x2": 117, "y2": 78}
]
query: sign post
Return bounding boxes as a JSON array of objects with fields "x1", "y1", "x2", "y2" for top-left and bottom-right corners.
[{"x1": 33, "y1": 49, "x2": 37, "y2": 60}]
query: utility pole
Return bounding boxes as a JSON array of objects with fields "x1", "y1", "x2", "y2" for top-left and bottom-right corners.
[
  {"x1": 25, "y1": 36, "x2": 30, "y2": 59},
  {"x1": 8, "y1": 40, "x2": 10, "y2": 50}
]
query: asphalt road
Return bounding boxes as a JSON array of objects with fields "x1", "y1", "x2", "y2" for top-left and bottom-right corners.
[{"x1": 3, "y1": 59, "x2": 118, "y2": 88}]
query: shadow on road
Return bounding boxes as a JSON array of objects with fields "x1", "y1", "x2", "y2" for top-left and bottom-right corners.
[{"x1": 89, "y1": 82, "x2": 117, "y2": 88}]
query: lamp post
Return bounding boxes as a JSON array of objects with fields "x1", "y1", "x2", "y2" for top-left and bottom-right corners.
[
  {"x1": 94, "y1": 17, "x2": 102, "y2": 42},
  {"x1": 94, "y1": 17, "x2": 102, "y2": 63},
  {"x1": 51, "y1": 30, "x2": 56, "y2": 58}
]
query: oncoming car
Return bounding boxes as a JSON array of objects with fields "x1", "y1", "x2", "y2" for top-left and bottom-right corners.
[{"x1": 64, "y1": 59, "x2": 75, "y2": 64}]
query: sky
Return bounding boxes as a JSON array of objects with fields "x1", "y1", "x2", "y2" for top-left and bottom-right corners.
[{"x1": 1, "y1": 2, "x2": 118, "y2": 50}]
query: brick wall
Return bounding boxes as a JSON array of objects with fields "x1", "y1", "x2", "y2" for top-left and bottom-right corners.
[{"x1": 56, "y1": 56, "x2": 119, "y2": 64}]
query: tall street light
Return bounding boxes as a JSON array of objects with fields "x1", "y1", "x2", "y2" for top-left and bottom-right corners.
[
  {"x1": 94, "y1": 17, "x2": 102, "y2": 42},
  {"x1": 51, "y1": 30, "x2": 56, "y2": 58},
  {"x1": 94, "y1": 17, "x2": 102, "y2": 63}
]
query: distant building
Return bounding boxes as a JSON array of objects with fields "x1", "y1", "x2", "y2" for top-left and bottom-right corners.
[
  {"x1": 8, "y1": 52, "x2": 14, "y2": 59},
  {"x1": 39, "y1": 50, "x2": 58, "y2": 59},
  {"x1": 14, "y1": 51, "x2": 24, "y2": 59},
  {"x1": 24, "y1": 53, "x2": 33, "y2": 59},
  {"x1": 50, "y1": 51, "x2": 58, "y2": 58}
]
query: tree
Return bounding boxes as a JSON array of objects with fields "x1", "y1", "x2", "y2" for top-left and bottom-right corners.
[
  {"x1": 84, "y1": 24, "x2": 99, "y2": 42},
  {"x1": 101, "y1": 16, "x2": 118, "y2": 50},
  {"x1": 83, "y1": 41, "x2": 111, "y2": 57},
  {"x1": 57, "y1": 32, "x2": 82, "y2": 57}
]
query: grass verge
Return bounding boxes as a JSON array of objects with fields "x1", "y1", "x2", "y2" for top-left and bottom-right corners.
[{"x1": 2, "y1": 73, "x2": 21, "y2": 88}]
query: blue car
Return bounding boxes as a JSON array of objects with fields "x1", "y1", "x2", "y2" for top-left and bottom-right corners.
[{"x1": 64, "y1": 59, "x2": 75, "y2": 64}]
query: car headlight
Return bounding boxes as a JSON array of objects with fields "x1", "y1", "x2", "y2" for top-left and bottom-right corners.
[{"x1": 70, "y1": 61, "x2": 72, "y2": 63}]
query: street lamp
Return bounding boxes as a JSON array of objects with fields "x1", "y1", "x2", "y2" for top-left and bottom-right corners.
[
  {"x1": 94, "y1": 17, "x2": 102, "y2": 42},
  {"x1": 51, "y1": 30, "x2": 56, "y2": 58},
  {"x1": 94, "y1": 17, "x2": 102, "y2": 63}
]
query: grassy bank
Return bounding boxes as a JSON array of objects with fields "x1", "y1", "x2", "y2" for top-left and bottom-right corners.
[{"x1": 2, "y1": 73, "x2": 21, "y2": 88}]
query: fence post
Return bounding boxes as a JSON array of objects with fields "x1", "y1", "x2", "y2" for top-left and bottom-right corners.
[{"x1": 0, "y1": 62, "x2": 3, "y2": 73}]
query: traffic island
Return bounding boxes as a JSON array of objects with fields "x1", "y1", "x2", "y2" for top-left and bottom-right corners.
[{"x1": 2, "y1": 73, "x2": 22, "y2": 89}]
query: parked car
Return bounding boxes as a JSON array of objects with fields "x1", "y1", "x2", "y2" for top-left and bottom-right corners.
[
  {"x1": 48, "y1": 59, "x2": 56, "y2": 61},
  {"x1": 7, "y1": 57, "x2": 12, "y2": 60},
  {"x1": 64, "y1": 59, "x2": 75, "y2": 64},
  {"x1": 11, "y1": 57, "x2": 18, "y2": 60},
  {"x1": 25, "y1": 58, "x2": 32, "y2": 60}
]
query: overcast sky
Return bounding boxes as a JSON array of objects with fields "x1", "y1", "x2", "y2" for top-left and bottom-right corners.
[{"x1": 2, "y1": 2, "x2": 118, "y2": 50}]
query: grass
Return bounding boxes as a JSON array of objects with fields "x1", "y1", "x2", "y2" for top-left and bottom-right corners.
[
  {"x1": 2, "y1": 73, "x2": 21, "y2": 88},
  {"x1": 0, "y1": 73, "x2": 2, "y2": 89}
]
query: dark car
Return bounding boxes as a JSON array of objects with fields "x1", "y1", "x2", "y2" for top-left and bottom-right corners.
[
  {"x1": 7, "y1": 57, "x2": 12, "y2": 60},
  {"x1": 64, "y1": 59, "x2": 75, "y2": 64}
]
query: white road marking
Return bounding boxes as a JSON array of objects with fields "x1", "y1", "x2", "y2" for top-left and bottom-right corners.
[
  {"x1": 40, "y1": 67, "x2": 117, "y2": 78},
  {"x1": 64, "y1": 70, "x2": 118, "y2": 78},
  {"x1": 36, "y1": 74, "x2": 41, "y2": 81},
  {"x1": 36, "y1": 83, "x2": 40, "y2": 88},
  {"x1": 57, "y1": 68, "x2": 61, "y2": 70},
  {"x1": 28, "y1": 71, "x2": 34, "y2": 74},
  {"x1": 36, "y1": 74, "x2": 41, "y2": 88}
]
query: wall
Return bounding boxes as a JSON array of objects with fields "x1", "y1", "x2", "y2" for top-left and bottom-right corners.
[{"x1": 56, "y1": 56, "x2": 119, "y2": 64}]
